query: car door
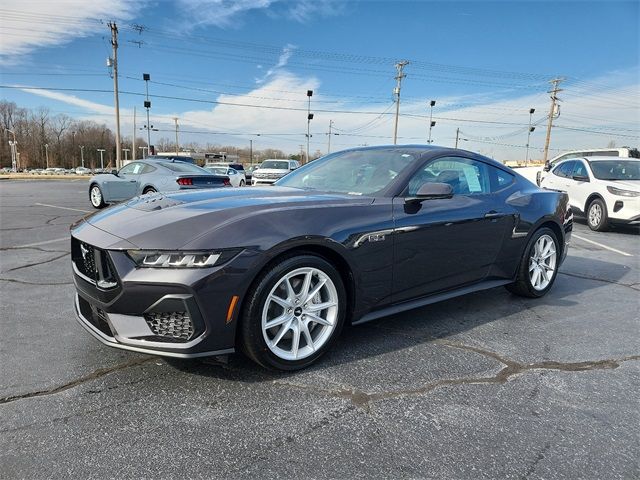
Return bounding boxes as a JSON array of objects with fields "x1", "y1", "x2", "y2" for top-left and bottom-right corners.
[
  {"x1": 566, "y1": 160, "x2": 592, "y2": 214},
  {"x1": 104, "y1": 162, "x2": 142, "y2": 200},
  {"x1": 392, "y1": 156, "x2": 515, "y2": 302},
  {"x1": 542, "y1": 160, "x2": 575, "y2": 191}
]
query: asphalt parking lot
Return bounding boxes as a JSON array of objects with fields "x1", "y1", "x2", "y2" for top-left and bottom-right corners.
[{"x1": 1, "y1": 179, "x2": 639, "y2": 479}]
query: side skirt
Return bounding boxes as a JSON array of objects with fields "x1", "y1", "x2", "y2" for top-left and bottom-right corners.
[{"x1": 353, "y1": 279, "x2": 513, "y2": 325}]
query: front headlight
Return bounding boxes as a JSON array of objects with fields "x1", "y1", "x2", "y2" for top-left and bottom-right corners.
[
  {"x1": 607, "y1": 186, "x2": 640, "y2": 197},
  {"x1": 127, "y1": 249, "x2": 240, "y2": 268}
]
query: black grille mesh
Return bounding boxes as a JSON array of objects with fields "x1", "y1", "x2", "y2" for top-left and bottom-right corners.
[{"x1": 144, "y1": 312, "x2": 194, "y2": 342}]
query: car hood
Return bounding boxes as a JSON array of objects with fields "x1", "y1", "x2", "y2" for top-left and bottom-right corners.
[
  {"x1": 80, "y1": 186, "x2": 372, "y2": 249},
  {"x1": 605, "y1": 179, "x2": 640, "y2": 191},
  {"x1": 253, "y1": 168, "x2": 289, "y2": 174}
]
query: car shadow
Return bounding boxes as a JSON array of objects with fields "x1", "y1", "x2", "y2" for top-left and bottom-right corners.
[
  {"x1": 165, "y1": 255, "x2": 629, "y2": 382},
  {"x1": 573, "y1": 216, "x2": 640, "y2": 235}
]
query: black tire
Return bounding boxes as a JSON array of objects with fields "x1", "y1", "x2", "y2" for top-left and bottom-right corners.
[
  {"x1": 240, "y1": 254, "x2": 346, "y2": 371},
  {"x1": 506, "y1": 227, "x2": 560, "y2": 298},
  {"x1": 143, "y1": 186, "x2": 157, "y2": 195},
  {"x1": 239, "y1": 180, "x2": 245, "y2": 187},
  {"x1": 89, "y1": 183, "x2": 106, "y2": 209},
  {"x1": 587, "y1": 198, "x2": 608, "y2": 231}
]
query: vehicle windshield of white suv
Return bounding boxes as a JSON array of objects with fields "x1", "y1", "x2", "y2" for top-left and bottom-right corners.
[
  {"x1": 590, "y1": 161, "x2": 640, "y2": 181},
  {"x1": 260, "y1": 160, "x2": 290, "y2": 170}
]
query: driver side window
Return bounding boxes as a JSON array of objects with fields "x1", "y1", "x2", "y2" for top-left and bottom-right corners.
[
  {"x1": 407, "y1": 157, "x2": 490, "y2": 196},
  {"x1": 119, "y1": 163, "x2": 143, "y2": 175}
]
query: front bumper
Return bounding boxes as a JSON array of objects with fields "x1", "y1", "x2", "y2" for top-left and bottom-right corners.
[{"x1": 71, "y1": 226, "x2": 261, "y2": 358}]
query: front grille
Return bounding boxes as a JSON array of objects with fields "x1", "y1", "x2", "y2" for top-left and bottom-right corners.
[
  {"x1": 71, "y1": 237, "x2": 119, "y2": 289},
  {"x1": 78, "y1": 296, "x2": 113, "y2": 337},
  {"x1": 144, "y1": 312, "x2": 194, "y2": 342}
]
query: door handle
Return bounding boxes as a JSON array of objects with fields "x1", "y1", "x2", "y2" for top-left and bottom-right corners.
[
  {"x1": 129, "y1": 180, "x2": 136, "y2": 183},
  {"x1": 484, "y1": 211, "x2": 504, "y2": 219}
]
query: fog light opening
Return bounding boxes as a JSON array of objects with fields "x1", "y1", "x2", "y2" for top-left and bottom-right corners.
[{"x1": 144, "y1": 311, "x2": 194, "y2": 342}]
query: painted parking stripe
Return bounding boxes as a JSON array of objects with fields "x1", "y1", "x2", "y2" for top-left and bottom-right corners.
[
  {"x1": 9, "y1": 237, "x2": 69, "y2": 249},
  {"x1": 35, "y1": 203, "x2": 91, "y2": 213},
  {"x1": 572, "y1": 234, "x2": 634, "y2": 257}
]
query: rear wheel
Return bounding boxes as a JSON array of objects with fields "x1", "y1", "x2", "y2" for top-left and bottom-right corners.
[
  {"x1": 89, "y1": 184, "x2": 106, "y2": 209},
  {"x1": 587, "y1": 198, "x2": 608, "y2": 231},
  {"x1": 143, "y1": 186, "x2": 157, "y2": 195},
  {"x1": 241, "y1": 254, "x2": 346, "y2": 370},
  {"x1": 506, "y1": 227, "x2": 559, "y2": 298},
  {"x1": 239, "y1": 179, "x2": 245, "y2": 187}
]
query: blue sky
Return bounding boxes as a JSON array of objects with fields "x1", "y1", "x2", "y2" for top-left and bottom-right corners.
[{"x1": 1, "y1": 0, "x2": 638, "y2": 159}]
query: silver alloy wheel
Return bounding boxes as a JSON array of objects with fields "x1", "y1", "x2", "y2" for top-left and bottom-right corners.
[
  {"x1": 261, "y1": 267, "x2": 339, "y2": 361},
  {"x1": 588, "y1": 202, "x2": 602, "y2": 227},
  {"x1": 528, "y1": 234, "x2": 557, "y2": 291},
  {"x1": 90, "y1": 185, "x2": 102, "y2": 207}
]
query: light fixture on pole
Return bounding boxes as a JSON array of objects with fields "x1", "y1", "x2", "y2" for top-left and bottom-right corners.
[
  {"x1": 97, "y1": 149, "x2": 106, "y2": 170},
  {"x1": 306, "y1": 89, "x2": 313, "y2": 164},
  {"x1": 428, "y1": 100, "x2": 436, "y2": 144},
  {"x1": 123, "y1": 148, "x2": 130, "y2": 161},
  {"x1": 526, "y1": 108, "x2": 536, "y2": 166}
]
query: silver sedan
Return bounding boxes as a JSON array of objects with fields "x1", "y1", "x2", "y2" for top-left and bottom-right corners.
[{"x1": 88, "y1": 159, "x2": 230, "y2": 209}]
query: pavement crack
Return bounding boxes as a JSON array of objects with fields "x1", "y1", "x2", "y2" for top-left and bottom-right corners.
[
  {"x1": 0, "y1": 278, "x2": 72, "y2": 286},
  {"x1": 0, "y1": 358, "x2": 153, "y2": 405},
  {"x1": 1, "y1": 252, "x2": 69, "y2": 273},
  {"x1": 559, "y1": 271, "x2": 640, "y2": 291}
]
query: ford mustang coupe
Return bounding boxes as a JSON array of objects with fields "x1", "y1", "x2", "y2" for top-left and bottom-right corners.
[{"x1": 71, "y1": 146, "x2": 572, "y2": 370}]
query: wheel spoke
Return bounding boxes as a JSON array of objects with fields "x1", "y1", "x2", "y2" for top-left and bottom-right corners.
[
  {"x1": 305, "y1": 277, "x2": 327, "y2": 303},
  {"x1": 291, "y1": 323, "x2": 300, "y2": 359},
  {"x1": 301, "y1": 271, "x2": 313, "y2": 297},
  {"x1": 542, "y1": 248, "x2": 555, "y2": 260},
  {"x1": 269, "y1": 294, "x2": 291, "y2": 308},
  {"x1": 265, "y1": 313, "x2": 292, "y2": 329},
  {"x1": 306, "y1": 312, "x2": 333, "y2": 327},
  {"x1": 284, "y1": 278, "x2": 296, "y2": 302},
  {"x1": 270, "y1": 319, "x2": 293, "y2": 348},
  {"x1": 529, "y1": 261, "x2": 536, "y2": 272},
  {"x1": 306, "y1": 301, "x2": 337, "y2": 312},
  {"x1": 531, "y1": 268, "x2": 540, "y2": 288},
  {"x1": 301, "y1": 320, "x2": 314, "y2": 351}
]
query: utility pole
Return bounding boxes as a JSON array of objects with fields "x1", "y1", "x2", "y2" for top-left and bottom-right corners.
[
  {"x1": 249, "y1": 139, "x2": 253, "y2": 164},
  {"x1": 132, "y1": 106, "x2": 136, "y2": 160},
  {"x1": 173, "y1": 117, "x2": 179, "y2": 155},
  {"x1": 80, "y1": 145, "x2": 85, "y2": 167},
  {"x1": 427, "y1": 100, "x2": 436, "y2": 144},
  {"x1": 299, "y1": 144, "x2": 304, "y2": 162},
  {"x1": 392, "y1": 60, "x2": 409, "y2": 145},
  {"x1": 327, "y1": 120, "x2": 334, "y2": 154},
  {"x1": 108, "y1": 22, "x2": 122, "y2": 170},
  {"x1": 542, "y1": 78, "x2": 563, "y2": 163},
  {"x1": 306, "y1": 90, "x2": 313, "y2": 164},
  {"x1": 455, "y1": 128, "x2": 460, "y2": 148},
  {"x1": 97, "y1": 149, "x2": 105, "y2": 170},
  {"x1": 7, "y1": 129, "x2": 17, "y2": 172},
  {"x1": 526, "y1": 107, "x2": 536, "y2": 166}
]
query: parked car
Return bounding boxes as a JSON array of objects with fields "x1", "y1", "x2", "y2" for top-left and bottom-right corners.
[
  {"x1": 75, "y1": 167, "x2": 92, "y2": 175},
  {"x1": 536, "y1": 147, "x2": 639, "y2": 185},
  {"x1": 251, "y1": 159, "x2": 299, "y2": 185},
  {"x1": 88, "y1": 159, "x2": 231, "y2": 209},
  {"x1": 71, "y1": 145, "x2": 571, "y2": 370},
  {"x1": 540, "y1": 156, "x2": 640, "y2": 231},
  {"x1": 204, "y1": 163, "x2": 247, "y2": 187},
  {"x1": 147, "y1": 155, "x2": 196, "y2": 164},
  {"x1": 245, "y1": 164, "x2": 260, "y2": 183}
]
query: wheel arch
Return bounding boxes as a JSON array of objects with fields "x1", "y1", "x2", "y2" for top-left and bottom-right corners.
[{"x1": 584, "y1": 193, "x2": 605, "y2": 214}]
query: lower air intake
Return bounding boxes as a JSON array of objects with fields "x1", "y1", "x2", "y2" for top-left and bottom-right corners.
[{"x1": 144, "y1": 311, "x2": 194, "y2": 342}]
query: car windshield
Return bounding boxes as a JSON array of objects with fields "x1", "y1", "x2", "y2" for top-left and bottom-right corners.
[
  {"x1": 205, "y1": 167, "x2": 228, "y2": 175},
  {"x1": 590, "y1": 160, "x2": 640, "y2": 180},
  {"x1": 160, "y1": 162, "x2": 210, "y2": 174},
  {"x1": 261, "y1": 160, "x2": 290, "y2": 169},
  {"x1": 276, "y1": 149, "x2": 419, "y2": 195}
]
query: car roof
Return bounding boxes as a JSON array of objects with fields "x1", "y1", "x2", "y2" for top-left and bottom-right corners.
[{"x1": 585, "y1": 156, "x2": 640, "y2": 162}]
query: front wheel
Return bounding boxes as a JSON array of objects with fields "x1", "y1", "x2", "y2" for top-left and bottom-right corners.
[
  {"x1": 89, "y1": 184, "x2": 106, "y2": 209},
  {"x1": 587, "y1": 198, "x2": 608, "y2": 231},
  {"x1": 241, "y1": 254, "x2": 346, "y2": 370},
  {"x1": 239, "y1": 180, "x2": 245, "y2": 187},
  {"x1": 506, "y1": 227, "x2": 560, "y2": 298},
  {"x1": 143, "y1": 186, "x2": 157, "y2": 195}
]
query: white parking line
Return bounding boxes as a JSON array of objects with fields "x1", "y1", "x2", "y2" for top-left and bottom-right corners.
[
  {"x1": 8, "y1": 237, "x2": 69, "y2": 248},
  {"x1": 572, "y1": 234, "x2": 634, "y2": 257},
  {"x1": 35, "y1": 203, "x2": 91, "y2": 213}
]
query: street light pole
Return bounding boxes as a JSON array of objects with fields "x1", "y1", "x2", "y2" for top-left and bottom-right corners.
[
  {"x1": 143, "y1": 73, "x2": 151, "y2": 152},
  {"x1": 306, "y1": 90, "x2": 313, "y2": 164},
  {"x1": 44, "y1": 143, "x2": 49, "y2": 169},
  {"x1": 428, "y1": 100, "x2": 436, "y2": 144},
  {"x1": 97, "y1": 149, "x2": 105, "y2": 170},
  {"x1": 123, "y1": 148, "x2": 130, "y2": 161},
  {"x1": 80, "y1": 146, "x2": 85, "y2": 167},
  {"x1": 7, "y1": 128, "x2": 17, "y2": 172},
  {"x1": 526, "y1": 108, "x2": 536, "y2": 166}
]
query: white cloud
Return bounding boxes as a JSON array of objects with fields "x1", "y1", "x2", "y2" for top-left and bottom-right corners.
[
  {"x1": 18, "y1": 86, "x2": 116, "y2": 115},
  {"x1": 0, "y1": 0, "x2": 142, "y2": 64},
  {"x1": 255, "y1": 44, "x2": 296, "y2": 84}
]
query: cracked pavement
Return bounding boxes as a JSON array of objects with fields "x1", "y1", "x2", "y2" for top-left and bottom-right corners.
[{"x1": 1, "y1": 180, "x2": 639, "y2": 479}]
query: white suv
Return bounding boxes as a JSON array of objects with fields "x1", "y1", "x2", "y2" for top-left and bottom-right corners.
[
  {"x1": 539, "y1": 156, "x2": 640, "y2": 231},
  {"x1": 251, "y1": 159, "x2": 299, "y2": 186}
]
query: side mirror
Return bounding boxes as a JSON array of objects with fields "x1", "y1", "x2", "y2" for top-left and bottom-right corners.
[
  {"x1": 543, "y1": 163, "x2": 552, "y2": 172},
  {"x1": 405, "y1": 182, "x2": 453, "y2": 204},
  {"x1": 110, "y1": 169, "x2": 118, "y2": 175},
  {"x1": 572, "y1": 174, "x2": 589, "y2": 182}
]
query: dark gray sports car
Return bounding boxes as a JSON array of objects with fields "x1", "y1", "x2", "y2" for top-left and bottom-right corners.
[{"x1": 71, "y1": 145, "x2": 572, "y2": 370}]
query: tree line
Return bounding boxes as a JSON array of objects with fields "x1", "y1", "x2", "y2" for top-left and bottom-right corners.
[{"x1": 0, "y1": 100, "x2": 314, "y2": 170}]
